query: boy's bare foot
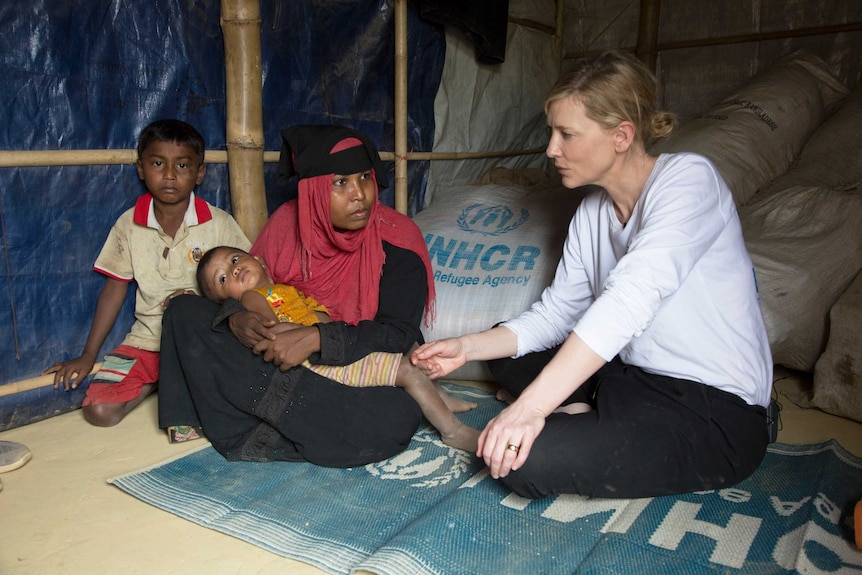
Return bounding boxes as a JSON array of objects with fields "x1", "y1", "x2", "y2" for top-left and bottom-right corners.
[
  {"x1": 553, "y1": 402, "x2": 592, "y2": 415},
  {"x1": 434, "y1": 382, "x2": 477, "y2": 413},
  {"x1": 441, "y1": 423, "x2": 481, "y2": 453}
]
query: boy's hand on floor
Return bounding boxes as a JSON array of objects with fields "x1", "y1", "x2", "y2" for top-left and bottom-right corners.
[{"x1": 42, "y1": 355, "x2": 96, "y2": 391}]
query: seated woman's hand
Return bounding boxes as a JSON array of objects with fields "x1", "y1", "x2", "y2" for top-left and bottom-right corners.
[
  {"x1": 410, "y1": 338, "x2": 468, "y2": 379},
  {"x1": 253, "y1": 325, "x2": 321, "y2": 371},
  {"x1": 228, "y1": 310, "x2": 278, "y2": 348},
  {"x1": 477, "y1": 399, "x2": 546, "y2": 479}
]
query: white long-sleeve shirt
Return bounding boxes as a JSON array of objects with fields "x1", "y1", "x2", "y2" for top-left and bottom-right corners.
[{"x1": 503, "y1": 153, "x2": 773, "y2": 407}]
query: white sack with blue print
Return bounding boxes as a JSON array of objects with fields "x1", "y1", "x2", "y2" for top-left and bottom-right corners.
[{"x1": 414, "y1": 182, "x2": 591, "y2": 381}]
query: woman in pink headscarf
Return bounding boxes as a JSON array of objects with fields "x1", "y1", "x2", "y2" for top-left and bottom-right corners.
[{"x1": 159, "y1": 125, "x2": 437, "y2": 467}]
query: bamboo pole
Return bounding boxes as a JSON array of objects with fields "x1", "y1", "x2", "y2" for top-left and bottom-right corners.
[
  {"x1": 0, "y1": 150, "x2": 139, "y2": 167},
  {"x1": 657, "y1": 21, "x2": 862, "y2": 51},
  {"x1": 393, "y1": 0, "x2": 409, "y2": 215},
  {"x1": 221, "y1": 0, "x2": 268, "y2": 242},
  {"x1": 379, "y1": 147, "x2": 546, "y2": 161},
  {"x1": 636, "y1": 0, "x2": 661, "y2": 71},
  {"x1": 508, "y1": 16, "x2": 555, "y2": 37},
  {"x1": 565, "y1": 21, "x2": 862, "y2": 61},
  {"x1": 0, "y1": 149, "x2": 283, "y2": 168},
  {"x1": 0, "y1": 147, "x2": 545, "y2": 168},
  {"x1": 0, "y1": 363, "x2": 103, "y2": 398},
  {"x1": 555, "y1": 0, "x2": 565, "y2": 64}
]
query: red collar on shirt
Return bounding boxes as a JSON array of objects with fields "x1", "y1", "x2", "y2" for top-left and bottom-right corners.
[{"x1": 131, "y1": 192, "x2": 213, "y2": 228}]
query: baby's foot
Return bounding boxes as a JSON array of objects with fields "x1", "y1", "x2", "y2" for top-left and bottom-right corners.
[
  {"x1": 435, "y1": 383, "x2": 477, "y2": 413},
  {"x1": 441, "y1": 424, "x2": 481, "y2": 453}
]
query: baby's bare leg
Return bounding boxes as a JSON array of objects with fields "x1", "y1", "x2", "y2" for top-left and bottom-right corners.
[
  {"x1": 396, "y1": 358, "x2": 479, "y2": 452},
  {"x1": 403, "y1": 344, "x2": 476, "y2": 412}
]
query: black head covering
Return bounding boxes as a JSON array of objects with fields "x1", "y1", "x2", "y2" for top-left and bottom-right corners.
[{"x1": 277, "y1": 124, "x2": 389, "y2": 188}]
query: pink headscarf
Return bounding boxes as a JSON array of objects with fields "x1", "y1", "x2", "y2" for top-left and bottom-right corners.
[{"x1": 251, "y1": 135, "x2": 435, "y2": 326}]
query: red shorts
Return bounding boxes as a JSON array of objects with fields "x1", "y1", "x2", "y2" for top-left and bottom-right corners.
[{"x1": 82, "y1": 344, "x2": 159, "y2": 406}]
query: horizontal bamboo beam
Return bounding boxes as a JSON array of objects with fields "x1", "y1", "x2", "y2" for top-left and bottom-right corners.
[
  {"x1": 0, "y1": 149, "x2": 280, "y2": 168},
  {"x1": 0, "y1": 149, "x2": 139, "y2": 167},
  {"x1": 509, "y1": 15, "x2": 555, "y2": 37},
  {"x1": 384, "y1": 147, "x2": 546, "y2": 161},
  {"x1": 0, "y1": 147, "x2": 545, "y2": 168},
  {"x1": 657, "y1": 22, "x2": 862, "y2": 51},
  {"x1": 565, "y1": 22, "x2": 862, "y2": 60},
  {"x1": 0, "y1": 363, "x2": 103, "y2": 398}
]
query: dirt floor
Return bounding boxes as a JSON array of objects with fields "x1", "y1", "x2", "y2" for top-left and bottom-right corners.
[{"x1": 1, "y1": 370, "x2": 860, "y2": 575}]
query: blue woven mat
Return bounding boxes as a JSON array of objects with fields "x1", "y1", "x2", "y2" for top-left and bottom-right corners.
[{"x1": 110, "y1": 383, "x2": 862, "y2": 574}]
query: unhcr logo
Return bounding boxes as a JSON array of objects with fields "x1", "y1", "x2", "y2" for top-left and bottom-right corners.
[{"x1": 457, "y1": 204, "x2": 529, "y2": 236}]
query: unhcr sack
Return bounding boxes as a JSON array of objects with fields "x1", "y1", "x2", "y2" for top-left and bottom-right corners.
[{"x1": 415, "y1": 183, "x2": 591, "y2": 381}]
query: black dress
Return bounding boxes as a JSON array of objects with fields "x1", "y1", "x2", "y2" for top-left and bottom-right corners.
[{"x1": 157, "y1": 242, "x2": 426, "y2": 467}]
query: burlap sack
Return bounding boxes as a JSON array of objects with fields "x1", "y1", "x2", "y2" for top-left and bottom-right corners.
[
  {"x1": 739, "y1": 83, "x2": 862, "y2": 373},
  {"x1": 757, "y1": 84, "x2": 862, "y2": 199},
  {"x1": 415, "y1": 182, "x2": 593, "y2": 380},
  {"x1": 740, "y1": 186, "x2": 862, "y2": 372},
  {"x1": 811, "y1": 271, "x2": 862, "y2": 422},
  {"x1": 652, "y1": 50, "x2": 848, "y2": 207}
]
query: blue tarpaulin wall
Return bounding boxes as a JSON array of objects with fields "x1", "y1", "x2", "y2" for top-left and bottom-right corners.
[{"x1": 0, "y1": 0, "x2": 445, "y2": 430}]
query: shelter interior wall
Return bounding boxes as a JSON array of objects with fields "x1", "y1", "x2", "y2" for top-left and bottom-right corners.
[
  {"x1": 562, "y1": 0, "x2": 862, "y2": 120},
  {"x1": 428, "y1": 0, "x2": 862, "y2": 196}
]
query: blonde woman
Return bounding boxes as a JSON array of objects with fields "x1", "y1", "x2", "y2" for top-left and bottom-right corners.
[{"x1": 413, "y1": 51, "x2": 773, "y2": 499}]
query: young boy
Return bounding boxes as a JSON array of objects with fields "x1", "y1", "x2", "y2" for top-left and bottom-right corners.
[
  {"x1": 43, "y1": 119, "x2": 251, "y2": 428},
  {"x1": 197, "y1": 245, "x2": 481, "y2": 452}
]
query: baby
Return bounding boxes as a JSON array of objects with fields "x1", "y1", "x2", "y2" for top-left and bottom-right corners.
[{"x1": 197, "y1": 245, "x2": 481, "y2": 452}]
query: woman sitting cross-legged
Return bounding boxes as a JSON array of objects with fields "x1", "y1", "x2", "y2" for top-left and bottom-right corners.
[{"x1": 412, "y1": 51, "x2": 774, "y2": 499}]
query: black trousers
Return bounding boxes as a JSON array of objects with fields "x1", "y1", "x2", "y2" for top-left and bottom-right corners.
[
  {"x1": 158, "y1": 295, "x2": 422, "y2": 467},
  {"x1": 487, "y1": 348, "x2": 769, "y2": 499}
]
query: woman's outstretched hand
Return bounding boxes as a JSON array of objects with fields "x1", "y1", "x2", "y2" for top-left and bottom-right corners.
[
  {"x1": 410, "y1": 338, "x2": 468, "y2": 379},
  {"x1": 477, "y1": 398, "x2": 546, "y2": 479},
  {"x1": 228, "y1": 310, "x2": 278, "y2": 348}
]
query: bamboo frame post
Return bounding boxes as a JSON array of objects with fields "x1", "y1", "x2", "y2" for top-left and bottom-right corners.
[
  {"x1": 636, "y1": 0, "x2": 661, "y2": 71},
  {"x1": 555, "y1": 0, "x2": 565, "y2": 66},
  {"x1": 220, "y1": 0, "x2": 268, "y2": 242},
  {"x1": 394, "y1": 0, "x2": 409, "y2": 215}
]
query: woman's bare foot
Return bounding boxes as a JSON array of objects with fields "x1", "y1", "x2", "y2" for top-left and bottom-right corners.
[
  {"x1": 553, "y1": 401, "x2": 592, "y2": 415},
  {"x1": 434, "y1": 382, "x2": 477, "y2": 413},
  {"x1": 440, "y1": 423, "x2": 481, "y2": 453}
]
